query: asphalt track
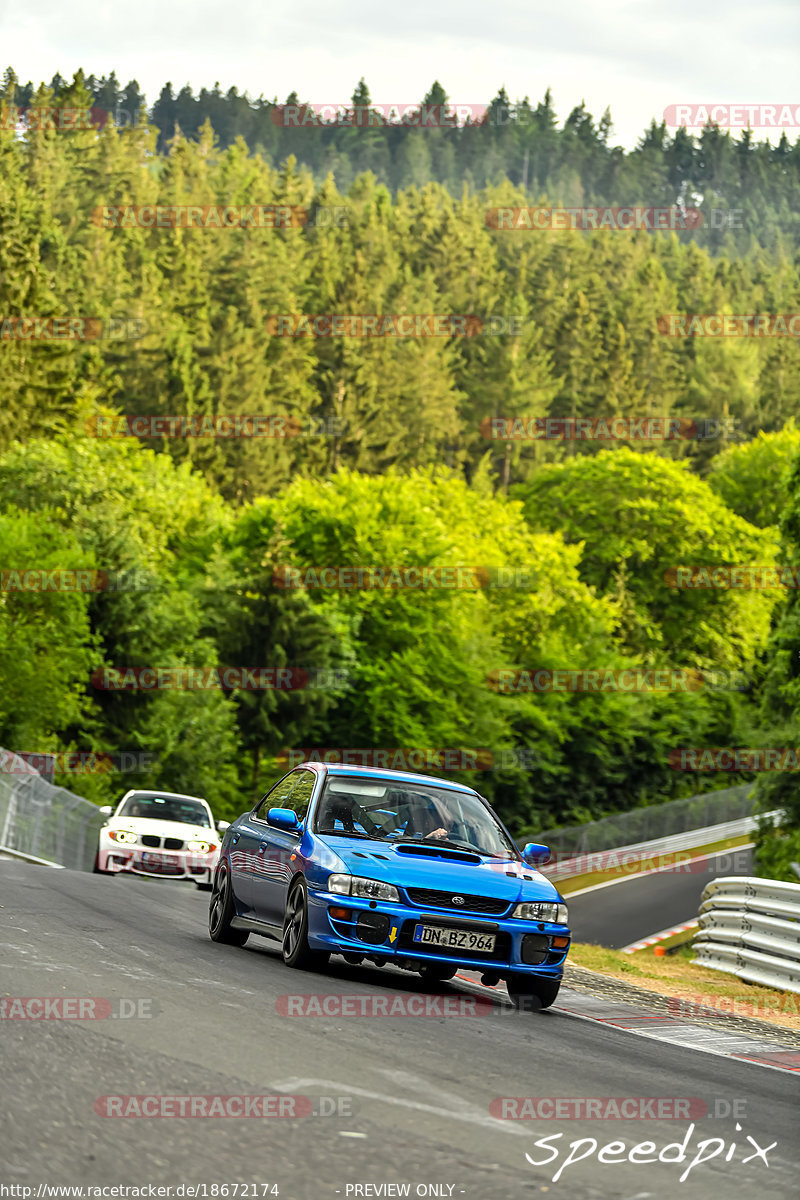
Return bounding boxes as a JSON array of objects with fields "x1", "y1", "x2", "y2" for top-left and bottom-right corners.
[
  {"x1": 566, "y1": 848, "x2": 754, "y2": 948},
  {"x1": 1, "y1": 859, "x2": 797, "y2": 1200}
]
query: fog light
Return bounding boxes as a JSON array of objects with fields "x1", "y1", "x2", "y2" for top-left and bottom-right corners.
[
  {"x1": 551, "y1": 936, "x2": 570, "y2": 948},
  {"x1": 329, "y1": 907, "x2": 352, "y2": 921},
  {"x1": 356, "y1": 911, "x2": 390, "y2": 945},
  {"x1": 521, "y1": 933, "x2": 549, "y2": 965}
]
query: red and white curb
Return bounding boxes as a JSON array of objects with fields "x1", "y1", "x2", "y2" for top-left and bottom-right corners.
[
  {"x1": 454, "y1": 971, "x2": 800, "y2": 1075},
  {"x1": 620, "y1": 918, "x2": 699, "y2": 954}
]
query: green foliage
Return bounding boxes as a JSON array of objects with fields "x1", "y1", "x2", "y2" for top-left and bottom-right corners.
[
  {"x1": 707, "y1": 424, "x2": 800, "y2": 528},
  {"x1": 0, "y1": 505, "x2": 96, "y2": 747},
  {"x1": 0, "y1": 438, "x2": 243, "y2": 814},
  {"x1": 244, "y1": 469, "x2": 745, "y2": 829},
  {"x1": 753, "y1": 815, "x2": 800, "y2": 882},
  {"x1": 16, "y1": 69, "x2": 799, "y2": 256},
  {"x1": 514, "y1": 449, "x2": 779, "y2": 669},
  {"x1": 0, "y1": 434, "x2": 779, "y2": 831},
  {"x1": 0, "y1": 74, "x2": 798, "y2": 500},
  {"x1": 751, "y1": 446, "x2": 800, "y2": 879},
  {"x1": 2, "y1": 68, "x2": 797, "y2": 834}
]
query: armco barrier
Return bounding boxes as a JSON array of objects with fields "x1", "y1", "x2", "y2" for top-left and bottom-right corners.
[
  {"x1": 693, "y1": 876, "x2": 800, "y2": 994},
  {"x1": 542, "y1": 812, "x2": 771, "y2": 884},
  {"x1": 0, "y1": 748, "x2": 104, "y2": 870},
  {"x1": 530, "y1": 784, "x2": 755, "y2": 858}
]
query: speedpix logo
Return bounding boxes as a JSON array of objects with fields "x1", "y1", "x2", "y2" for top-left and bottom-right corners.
[{"x1": 522, "y1": 1122, "x2": 775, "y2": 1184}]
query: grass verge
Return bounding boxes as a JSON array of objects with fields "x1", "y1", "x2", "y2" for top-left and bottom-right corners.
[
  {"x1": 556, "y1": 833, "x2": 753, "y2": 896},
  {"x1": 568, "y1": 941, "x2": 800, "y2": 1033}
]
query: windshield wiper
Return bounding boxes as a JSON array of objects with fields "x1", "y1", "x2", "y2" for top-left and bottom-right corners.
[{"x1": 317, "y1": 829, "x2": 375, "y2": 840}]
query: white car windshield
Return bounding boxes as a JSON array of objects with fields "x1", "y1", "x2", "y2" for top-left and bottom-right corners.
[
  {"x1": 117, "y1": 795, "x2": 212, "y2": 826},
  {"x1": 314, "y1": 778, "x2": 516, "y2": 857}
]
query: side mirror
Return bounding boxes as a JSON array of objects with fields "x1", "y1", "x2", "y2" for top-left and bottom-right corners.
[
  {"x1": 99, "y1": 805, "x2": 114, "y2": 815},
  {"x1": 267, "y1": 807, "x2": 302, "y2": 832},
  {"x1": 522, "y1": 842, "x2": 551, "y2": 866},
  {"x1": 216, "y1": 821, "x2": 230, "y2": 833}
]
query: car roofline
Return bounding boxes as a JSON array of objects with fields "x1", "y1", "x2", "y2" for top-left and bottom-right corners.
[
  {"x1": 302, "y1": 762, "x2": 478, "y2": 794},
  {"x1": 118, "y1": 789, "x2": 212, "y2": 806}
]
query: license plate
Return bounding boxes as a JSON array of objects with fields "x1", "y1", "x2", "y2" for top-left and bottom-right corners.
[
  {"x1": 142, "y1": 853, "x2": 179, "y2": 867},
  {"x1": 413, "y1": 925, "x2": 496, "y2": 953}
]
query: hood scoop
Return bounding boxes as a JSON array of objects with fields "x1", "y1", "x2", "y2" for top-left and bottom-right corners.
[{"x1": 395, "y1": 844, "x2": 480, "y2": 864}]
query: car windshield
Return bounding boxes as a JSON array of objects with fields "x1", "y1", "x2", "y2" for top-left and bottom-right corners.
[
  {"x1": 314, "y1": 777, "x2": 517, "y2": 858},
  {"x1": 117, "y1": 795, "x2": 212, "y2": 826}
]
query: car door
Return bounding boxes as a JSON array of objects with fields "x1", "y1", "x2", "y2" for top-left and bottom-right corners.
[
  {"x1": 228, "y1": 773, "x2": 297, "y2": 914},
  {"x1": 250, "y1": 768, "x2": 316, "y2": 926}
]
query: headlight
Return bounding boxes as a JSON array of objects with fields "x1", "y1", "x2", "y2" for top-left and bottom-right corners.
[
  {"x1": 513, "y1": 901, "x2": 568, "y2": 924},
  {"x1": 187, "y1": 840, "x2": 215, "y2": 853},
  {"x1": 109, "y1": 830, "x2": 137, "y2": 844},
  {"x1": 327, "y1": 873, "x2": 399, "y2": 902}
]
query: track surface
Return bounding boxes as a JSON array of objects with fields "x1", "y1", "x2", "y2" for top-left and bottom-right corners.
[
  {"x1": 567, "y1": 848, "x2": 754, "y2": 947},
  {"x1": 1, "y1": 859, "x2": 797, "y2": 1199}
]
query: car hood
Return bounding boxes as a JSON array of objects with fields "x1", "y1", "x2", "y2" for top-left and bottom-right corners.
[
  {"x1": 316, "y1": 836, "x2": 559, "y2": 903},
  {"x1": 106, "y1": 817, "x2": 218, "y2": 842}
]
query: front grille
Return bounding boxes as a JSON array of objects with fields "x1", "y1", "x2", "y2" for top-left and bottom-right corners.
[
  {"x1": 163, "y1": 837, "x2": 184, "y2": 850},
  {"x1": 398, "y1": 920, "x2": 510, "y2": 962},
  {"x1": 405, "y1": 887, "x2": 510, "y2": 915},
  {"x1": 141, "y1": 835, "x2": 161, "y2": 848}
]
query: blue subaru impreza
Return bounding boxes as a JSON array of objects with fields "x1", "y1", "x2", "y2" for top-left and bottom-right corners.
[{"x1": 208, "y1": 762, "x2": 570, "y2": 1009}]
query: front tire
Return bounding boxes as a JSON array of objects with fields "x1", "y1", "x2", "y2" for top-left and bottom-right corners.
[
  {"x1": 507, "y1": 975, "x2": 560, "y2": 1011},
  {"x1": 208, "y1": 864, "x2": 249, "y2": 946},
  {"x1": 282, "y1": 879, "x2": 330, "y2": 971}
]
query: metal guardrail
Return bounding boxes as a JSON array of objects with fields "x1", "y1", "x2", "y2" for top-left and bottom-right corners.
[
  {"x1": 693, "y1": 876, "x2": 800, "y2": 994},
  {"x1": 543, "y1": 813, "x2": 769, "y2": 883},
  {"x1": 0, "y1": 748, "x2": 104, "y2": 871},
  {"x1": 531, "y1": 784, "x2": 755, "y2": 857}
]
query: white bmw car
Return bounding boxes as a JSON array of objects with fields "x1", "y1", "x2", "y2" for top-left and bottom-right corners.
[{"x1": 95, "y1": 790, "x2": 229, "y2": 889}]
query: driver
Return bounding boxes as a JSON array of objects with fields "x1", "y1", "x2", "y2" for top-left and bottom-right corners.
[{"x1": 399, "y1": 795, "x2": 454, "y2": 841}]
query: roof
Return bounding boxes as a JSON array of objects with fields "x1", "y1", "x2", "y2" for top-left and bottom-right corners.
[
  {"x1": 305, "y1": 761, "x2": 477, "y2": 793},
  {"x1": 120, "y1": 789, "x2": 211, "y2": 805}
]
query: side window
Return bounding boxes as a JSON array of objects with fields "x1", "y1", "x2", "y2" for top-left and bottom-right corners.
[
  {"x1": 254, "y1": 772, "x2": 298, "y2": 821},
  {"x1": 287, "y1": 770, "x2": 315, "y2": 822}
]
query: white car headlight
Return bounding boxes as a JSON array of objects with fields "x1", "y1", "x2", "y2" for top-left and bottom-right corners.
[
  {"x1": 187, "y1": 840, "x2": 215, "y2": 853},
  {"x1": 108, "y1": 830, "x2": 137, "y2": 845},
  {"x1": 328, "y1": 873, "x2": 399, "y2": 902},
  {"x1": 513, "y1": 901, "x2": 569, "y2": 924}
]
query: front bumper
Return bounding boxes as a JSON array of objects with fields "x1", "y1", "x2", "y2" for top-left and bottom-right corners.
[
  {"x1": 98, "y1": 846, "x2": 218, "y2": 881},
  {"x1": 307, "y1": 888, "x2": 570, "y2": 977}
]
